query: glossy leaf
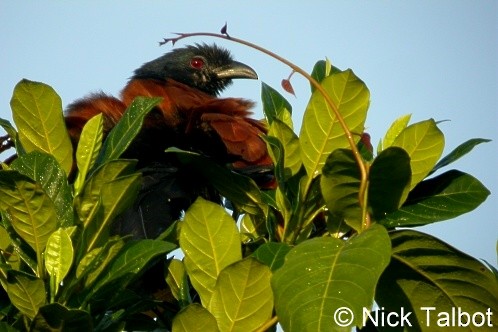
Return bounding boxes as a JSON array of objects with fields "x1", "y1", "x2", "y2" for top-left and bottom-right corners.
[
  {"x1": 209, "y1": 258, "x2": 273, "y2": 332},
  {"x1": 380, "y1": 170, "x2": 490, "y2": 228},
  {"x1": 31, "y1": 303, "x2": 92, "y2": 332},
  {"x1": 252, "y1": 242, "x2": 292, "y2": 272},
  {"x1": 300, "y1": 69, "x2": 369, "y2": 179},
  {"x1": 320, "y1": 149, "x2": 362, "y2": 231},
  {"x1": 431, "y1": 138, "x2": 491, "y2": 175},
  {"x1": 11, "y1": 151, "x2": 73, "y2": 227},
  {"x1": 0, "y1": 170, "x2": 57, "y2": 256},
  {"x1": 172, "y1": 304, "x2": 219, "y2": 332},
  {"x1": 166, "y1": 259, "x2": 191, "y2": 306},
  {"x1": 74, "y1": 113, "x2": 104, "y2": 194},
  {"x1": 261, "y1": 82, "x2": 293, "y2": 127},
  {"x1": 10, "y1": 79, "x2": 73, "y2": 174},
  {"x1": 45, "y1": 228, "x2": 73, "y2": 291},
  {"x1": 272, "y1": 224, "x2": 391, "y2": 331},
  {"x1": 180, "y1": 198, "x2": 242, "y2": 306},
  {"x1": 376, "y1": 230, "x2": 498, "y2": 330},
  {"x1": 392, "y1": 119, "x2": 444, "y2": 190},
  {"x1": 4, "y1": 272, "x2": 46, "y2": 319},
  {"x1": 378, "y1": 113, "x2": 412, "y2": 153},
  {"x1": 97, "y1": 96, "x2": 161, "y2": 164},
  {"x1": 368, "y1": 147, "x2": 411, "y2": 219}
]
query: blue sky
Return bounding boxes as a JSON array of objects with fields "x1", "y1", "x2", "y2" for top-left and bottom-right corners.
[{"x1": 1, "y1": 1, "x2": 496, "y2": 264}]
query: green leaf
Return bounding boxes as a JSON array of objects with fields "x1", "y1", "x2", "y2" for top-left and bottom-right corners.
[
  {"x1": 431, "y1": 138, "x2": 491, "y2": 174},
  {"x1": 380, "y1": 170, "x2": 490, "y2": 228},
  {"x1": 4, "y1": 272, "x2": 46, "y2": 319},
  {"x1": 252, "y1": 242, "x2": 292, "y2": 272},
  {"x1": 97, "y1": 96, "x2": 161, "y2": 164},
  {"x1": 320, "y1": 149, "x2": 362, "y2": 231},
  {"x1": 378, "y1": 113, "x2": 412, "y2": 153},
  {"x1": 261, "y1": 82, "x2": 293, "y2": 127},
  {"x1": 310, "y1": 60, "x2": 342, "y2": 92},
  {"x1": 74, "y1": 113, "x2": 104, "y2": 194},
  {"x1": 92, "y1": 239, "x2": 175, "y2": 297},
  {"x1": 300, "y1": 69, "x2": 369, "y2": 180},
  {"x1": 0, "y1": 170, "x2": 57, "y2": 256},
  {"x1": 377, "y1": 230, "x2": 498, "y2": 330},
  {"x1": 31, "y1": 303, "x2": 93, "y2": 332},
  {"x1": 392, "y1": 119, "x2": 444, "y2": 190},
  {"x1": 11, "y1": 151, "x2": 73, "y2": 227},
  {"x1": 268, "y1": 119, "x2": 301, "y2": 179},
  {"x1": 44, "y1": 228, "x2": 73, "y2": 291},
  {"x1": 368, "y1": 147, "x2": 411, "y2": 219},
  {"x1": 272, "y1": 224, "x2": 391, "y2": 331},
  {"x1": 166, "y1": 259, "x2": 191, "y2": 307},
  {"x1": 10, "y1": 79, "x2": 73, "y2": 174},
  {"x1": 208, "y1": 258, "x2": 273, "y2": 332},
  {"x1": 172, "y1": 304, "x2": 219, "y2": 332},
  {"x1": 180, "y1": 198, "x2": 242, "y2": 306}
]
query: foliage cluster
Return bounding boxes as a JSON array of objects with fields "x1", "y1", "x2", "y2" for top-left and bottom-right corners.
[{"x1": 0, "y1": 59, "x2": 496, "y2": 331}]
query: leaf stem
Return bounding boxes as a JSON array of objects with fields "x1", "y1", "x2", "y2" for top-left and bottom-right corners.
[{"x1": 161, "y1": 30, "x2": 370, "y2": 229}]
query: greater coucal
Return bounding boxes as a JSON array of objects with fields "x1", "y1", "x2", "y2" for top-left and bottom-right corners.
[{"x1": 64, "y1": 43, "x2": 272, "y2": 238}]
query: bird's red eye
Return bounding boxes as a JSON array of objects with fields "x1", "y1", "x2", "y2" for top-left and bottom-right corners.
[{"x1": 190, "y1": 57, "x2": 205, "y2": 69}]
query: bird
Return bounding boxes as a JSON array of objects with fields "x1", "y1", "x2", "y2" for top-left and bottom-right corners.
[{"x1": 64, "y1": 43, "x2": 273, "y2": 239}]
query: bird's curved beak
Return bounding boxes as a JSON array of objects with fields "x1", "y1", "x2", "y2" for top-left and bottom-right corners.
[{"x1": 214, "y1": 61, "x2": 258, "y2": 80}]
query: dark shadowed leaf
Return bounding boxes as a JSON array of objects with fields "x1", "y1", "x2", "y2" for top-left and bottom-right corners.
[
  {"x1": 368, "y1": 147, "x2": 411, "y2": 219},
  {"x1": 268, "y1": 119, "x2": 301, "y2": 179},
  {"x1": 31, "y1": 303, "x2": 92, "y2": 332},
  {"x1": 272, "y1": 224, "x2": 391, "y2": 331},
  {"x1": 430, "y1": 138, "x2": 491, "y2": 175},
  {"x1": 252, "y1": 242, "x2": 292, "y2": 272},
  {"x1": 377, "y1": 230, "x2": 498, "y2": 330},
  {"x1": 10, "y1": 79, "x2": 73, "y2": 174},
  {"x1": 320, "y1": 149, "x2": 362, "y2": 231},
  {"x1": 380, "y1": 170, "x2": 490, "y2": 228}
]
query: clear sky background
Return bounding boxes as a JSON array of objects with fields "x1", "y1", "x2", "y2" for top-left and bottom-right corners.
[{"x1": 1, "y1": 1, "x2": 496, "y2": 265}]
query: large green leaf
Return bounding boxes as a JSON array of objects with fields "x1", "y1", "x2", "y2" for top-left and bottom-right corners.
[
  {"x1": 4, "y1": 272, "x2": 46, "y2": 320},
  {"x1": 380, "y1": 170, "x2": 490, "y2": 228},
  {"x1": 272, "y1": 224, "x2": 391, "y2": 331},
  {"x1": 44, "y1": 228, "x2": 74, "y2": 295},
  {"x1": 172, "y1": 304, "x2": 219, "y2": 332},
  {"x1": 300, "y1": 69, "x2": 369, "y2": 179},
  {"x1": 97, "y1": 96, "x2": 161, "y2": 164},
  {"x1": 310, "y1": 60, "x2": 341, "y2": 92},
  {"x1": 377, "y1": 230, "x2": 498, "y2": 330},
  {"x1": 74, "y1": 113, "x2": 104, "y2": 194},
  {"x1": 208, "y1": 258, "x2": 273, "y2": 332},
  {"x1": 180, "y1": 198, "x2": 242, "y2": 306},
  {"x1": 431, "y1": 138, "x2": 491, "y2": 175},
  {"x1": 320, "y1": 149, "x2": 362, "y2": 231},
  {"x1": 10, "y1": 79, "x2": 73, "y2": 174},
  {"x1": 252, "y1": 242, "x2": 292, "y2": 272},
  {"x1": 31, "y1": 303, "x2": 92, "y2": 332},
  {"x1": 392, "y1": 119, "x2": 444, "y2": 190},
  {"x1": 261, "y1": 82, "x2": 293, "y2": 127},
  {"x1": 0, "y1": 170, "x2": 57, "y2": 257},
  {"x1": 11, "y1": 151, "x2": 73, "y2": 227},
  {"x1": 368, "y1": 147, "x2": 411, "y2": 219}
]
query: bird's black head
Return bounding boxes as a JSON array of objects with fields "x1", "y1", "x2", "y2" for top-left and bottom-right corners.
[{"x1": 132, "y1": 44, "x2": 258, "y2": 96}]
